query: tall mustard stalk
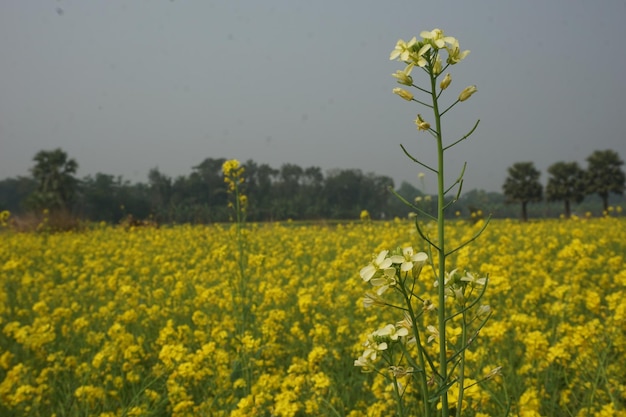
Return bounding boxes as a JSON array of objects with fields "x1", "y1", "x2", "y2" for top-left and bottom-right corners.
[
  {"x1": 355, "y1": 29, "x2": 499, "y2": 417},
  {"x1": 223, "y1": 159, "x2": 253, "y2": 398}
]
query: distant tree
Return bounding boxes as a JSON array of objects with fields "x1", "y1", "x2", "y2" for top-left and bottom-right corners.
[
  {"x1": 248, "y1": 162, "x2": 278, "y2": 221},
  {"x1": 0, "y1": 176, "x2": 38, "y2": 214},
  {"x1": 502, "y1": 162, "x2": 542, "y2": 221},
  {"x1": 585, "y1": 150, "x2": 625, "y2": 211},
  {"x1": 301, "y1": 166, "x2": 325, "y2": 218},
  {"x1": 459, "y1": 189, "x2": 506, "y2": 218},
  {"x1": 274, "y1": 164, "x2": 304, "y2": 219},
  {"x1": 546, "y1": 161, "x2": 586, "y2": 218},
  {"x1": 28, "y1": 148, "x2": 79, "y2": 210},
  {"x1": 324, "y1": 169, "x2": 365, "y2": 219}
]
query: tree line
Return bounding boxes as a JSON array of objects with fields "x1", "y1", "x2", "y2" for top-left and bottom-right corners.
[
  {"x1": 0, "y1": 148, "x2": 624, "y2": 225},
  {"x1": 502, "y1": 150, "x2": 625, "y2": 221}
]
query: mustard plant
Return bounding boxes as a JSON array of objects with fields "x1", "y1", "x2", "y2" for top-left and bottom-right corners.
[
  {"x1": 355, "y1": 29, "x2": 499, "y2": 416},
  {"x1": 222, "y1": 159, "x2": 254, "y2": 398}
]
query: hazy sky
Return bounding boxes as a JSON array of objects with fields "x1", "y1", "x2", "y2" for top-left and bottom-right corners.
[{"x1": 1, "y1": 1, "x2": 625, "y2": 192}]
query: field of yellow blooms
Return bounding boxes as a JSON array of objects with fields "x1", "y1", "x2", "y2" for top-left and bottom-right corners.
[{"x1": 1, "y1": 217, "x2": 625, "y2": 417}]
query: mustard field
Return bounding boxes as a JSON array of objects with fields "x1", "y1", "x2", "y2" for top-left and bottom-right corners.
[{"x1": 1, "y1": 218, "x2": 625, "y2": 417}]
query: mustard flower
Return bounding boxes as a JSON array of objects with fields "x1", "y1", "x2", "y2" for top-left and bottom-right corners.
[
  {"x1": 393, "y1": 87, "x2": 414, "y2": 101},
  {"x1": 420, "y1": 28, "x2": 457, "y2": 49},
  {"x1": 396, "y1": 311, "x2": 413, "y2": 331},
  {"x1": 360, "y1": 250, "x2": 393, "y2": 282},
  {"x1": 458, "y1": 85, "x2": 477, "y2": 102},
  {"x1": 363, "y1": 292, "x2": 386, "y2": 308},
  {"x1": 476, "y1": 304, "x2": 492, "y2": 317},
  {"x1": 426, "y1": 325, "x2": 439, "y2": 343},
  {"x1": 361, "y1": 339, "x2": 387, "y2": 362},
  {"x1": 370, "y1": 267, "x2": 398, "y2": 295},
  {"x1": 407, "y1": 44, "x2": 431, "y2": 67},
  {"x1": 390, "y1": 246, "x2": 428, "y2": 273},
  {"x1": 460, "y1": 271, "x2": 487, "y2": 286},
  {"x1": 440, "y1": 73, "x2": 452, "y2": 90},
  {"x1": 389, "y1": 37, "x2": 418, "y2": 61},
  {"x1": 375, "y1": 323, "x2": 409, "y2": 341},
  {"x1": 391, "y1": 66, "x2": 413, "y2": 86},
  {"x1": 432, "y1": 55, "x2": 442, "y2": 75},
  {"x1": 414, "y1": 114, "x2": 430, "y2": 131},
  {"x1": 446, "y1": 39, "x2": 470, "y2": 64},
  {"x1": 354, "y1": 355, "x2": 375, "y2": 372}
]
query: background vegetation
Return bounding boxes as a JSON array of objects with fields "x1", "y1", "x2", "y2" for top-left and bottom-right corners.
[{"x1": 0, "y1": 148, "x2": 624, "y2": 226}]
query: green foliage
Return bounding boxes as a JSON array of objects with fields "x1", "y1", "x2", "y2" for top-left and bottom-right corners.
[
  {"x1": 502, "y1": 162, "x2": 543, "y2": 221},
  {"x1": 2, "y1": 149, "x2": 625, "y2": 223},
  {"x1": 585, "y1": 149, "x2": 626, "y2": 211},
  {"x1": 546, "y1": 161, "x2": 586, "y2": 218},
  {"x1": 27, "y1": 148, "x2": 79, "y2": 211}
]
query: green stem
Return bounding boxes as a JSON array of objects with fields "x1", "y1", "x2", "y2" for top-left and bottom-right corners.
[
  {"x1": 233, "y1": 179, "x2": 252, "y2": 397},
  {"x1": 455, "y1": 310, "x2": 468, "y2": 417},
  {"x1": 430, "y1": 56, "x2": 450, "y2": 417},
  {"x1": 401, "y1": 287, "x2": 432, "y2": 417}
]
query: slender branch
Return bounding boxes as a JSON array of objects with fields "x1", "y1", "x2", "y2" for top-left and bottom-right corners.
[
  {"x1": 412, "y1": 83, "x2": 434, "y2": 95},
  {"x1": 445, "y1": 215, "x2": 492, "y2": 257},
  {"x1": 400, "y1": 144, "x2": 438, "y2": 173},
  {"x1": 443, "y1": 120, "x2": 480, "y2": 151},
  {"x1": 444, "y1": 162, "x2": 467, "y2": 195},
  {"x1": 414, "y1": 218, "x2": 440, "y2": 251},
  {"x1": 440, "y1": 99, "x2": 460, "y2": 118},
  {"x1": 411, "y1": 98, "x2": 434, "y2": 108},
  {"x1": 389, "y1": 187, "x2": 437, "y2": 221}
]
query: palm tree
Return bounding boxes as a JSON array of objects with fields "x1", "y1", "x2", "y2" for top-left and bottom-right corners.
[
  {"x1": 585, "y1": 150, "x2": 625, "y2": 212},
  {"x1": 546, "y1": 161, "x2": 585, "y2": 218},
  {"x1": 29, "y1": 148, "x2": 79, "y2": 210},
  {"x1": 502, "y1": 162, "x2": 542, "y2": 221}
]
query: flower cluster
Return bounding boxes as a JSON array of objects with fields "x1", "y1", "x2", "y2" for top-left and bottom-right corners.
[
  {"x1": 222, "y1": 159, "x2": 248, "y2": 216},
  {"x1": 390, "y1": 28, "x2": 476, "y2": 136},
  {"x1": 0, "y1": 210, "x2": 10, "y2": 227},
  {"x1": 354, "y1": 323, "x2": 409, "y2": 371},
  {"x1": 433, "y1": 268, "x2": 488, "y2": 304},
  {"x1": 390, "y1": 28, "x2": 470, "y2": 72}
]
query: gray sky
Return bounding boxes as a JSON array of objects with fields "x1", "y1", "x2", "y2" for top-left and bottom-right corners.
[{"x1": 1, "y1": 0, "x2": 625, "y2": 193}]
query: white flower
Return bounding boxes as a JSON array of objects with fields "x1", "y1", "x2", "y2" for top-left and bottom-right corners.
[
  {"x1": 420, "y1": 28, "x2": 457, "y2": 49},
  {"x1": 360, "y1": 250, "x2": 393, "y2": 282},
  {"x1": 460, "y1": 271, "x2": 487, "y2": 286}
]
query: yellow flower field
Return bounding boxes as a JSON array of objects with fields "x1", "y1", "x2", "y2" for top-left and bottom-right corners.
[{"x1": 1, "y1": 218, "x2": 625, "y2": 416}]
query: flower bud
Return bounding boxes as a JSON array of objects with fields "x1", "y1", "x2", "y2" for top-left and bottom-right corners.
[
  {"x1": 440, "y1": 73, "x2": 451, "y2": 90},
  {"x1": 432, "y1": 57, "x2": 442, "y2": 75},
  {"x1": 393, "y1": 88, "x2": 414, "y2": 101},
  {"x1": 392, "y1": 68, "x2": 413, "y2": 86},
  {"x1": 414, "y1": 114, "x2": 430, "y2": 131},
  {"x1": 458, "y1": 85, "x2": 477, "y2": 102}
]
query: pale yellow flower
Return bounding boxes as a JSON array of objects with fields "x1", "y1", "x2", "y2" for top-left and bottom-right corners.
[
  {"x1": 363, "y1": 292, "x2": 386, "y2": 308},
  {"x1": 389, "y1": 37, "x2": 418, "y2": 61},
  {"x1": 446, "y1": 39, "x2": 470, "y2": 64},
  {"x1": 420, "y1": 28, "x2": 456, "y2": 49},
  {"x1": 414, "y1": 114, "x2": 430, "y2": 131},
  {"x1": 391, "y1": 66, "x2": 413, "y2": 86},
  {"x1": 432, "y1": 56, "x2": 442, "y2": 75},
  {"x1": 460, "y1": 271, "x2": 487, "y2": 286},
  {"x1": 458, "y1": 85, "x2": 477, "y2": 102},
  {"x1": 390, "y1": 247, "x2": 428, "y2": 273},
  {"x1": 360, "y1": 250, "x2": 392, "y2": 282},
  {"x1": 393, "y1": 87, "x2": 414, "y2": 101},
  {"x1": 370, "y1": 267, "x2": 397, "y2": 295},
  {"x1": 440, "y1": 73, "x2": 452, "y2": 90},
  {"x1": 426, "y1": 325, "x2": 439, "y2": 343},
  {"x1": 375, "y1": 323, "x2": 409, "y2": 341},
  {"x1": 407, "y1": 44, "x2": 431, "y2": 67}
]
